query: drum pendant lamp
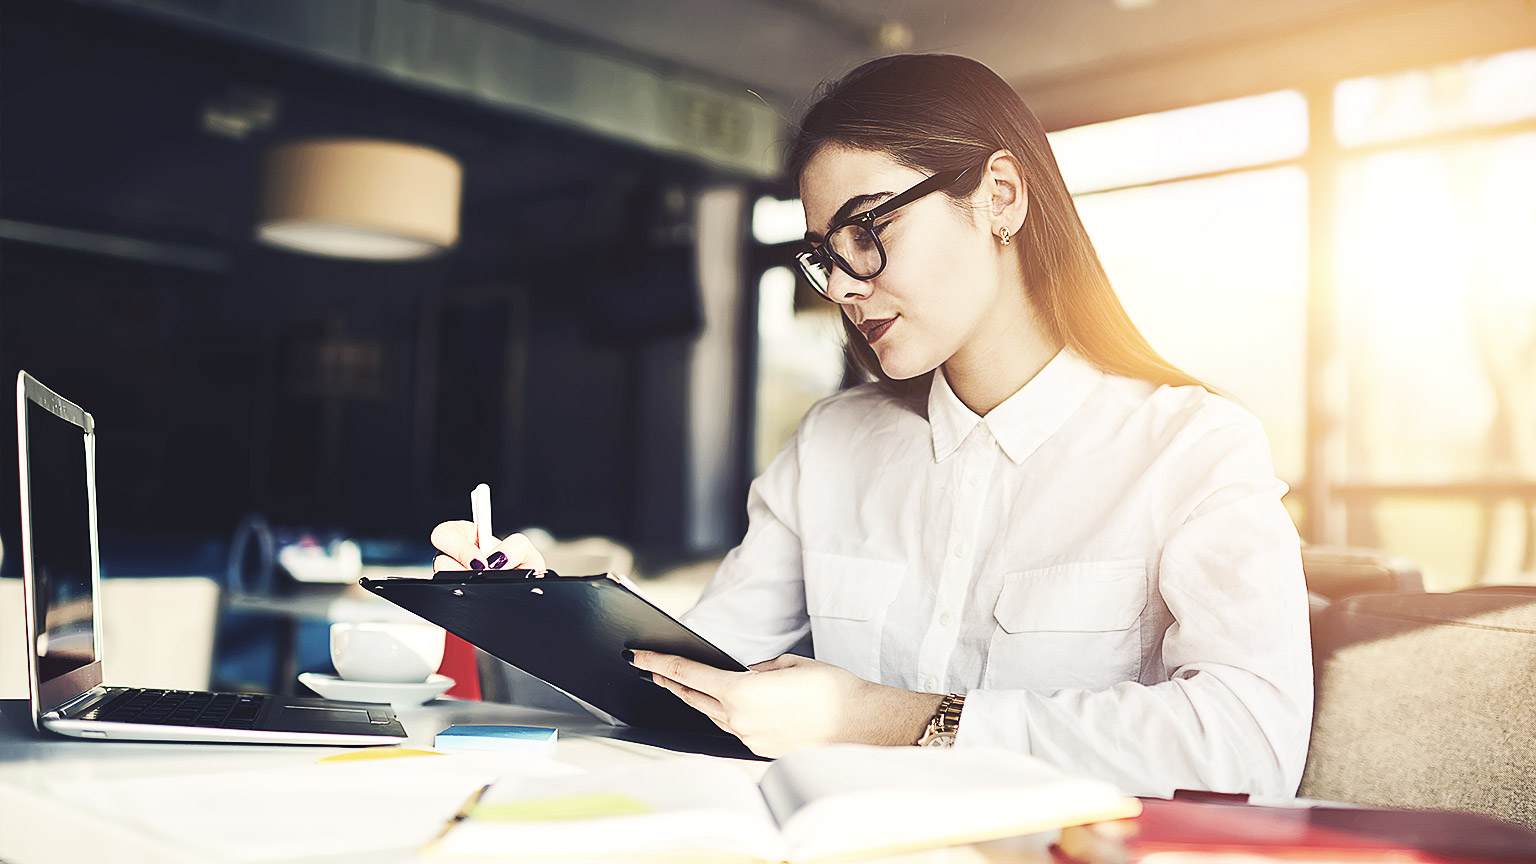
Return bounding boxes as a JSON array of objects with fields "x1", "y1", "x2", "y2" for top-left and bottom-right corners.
[{"x1": 257, "y1": 139, "x2": 462, "y2": 260}]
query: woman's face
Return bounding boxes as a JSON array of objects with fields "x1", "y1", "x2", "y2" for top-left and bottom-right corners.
[{"x1": 800, "y1": 145, "x2": 1005, "y2": 381}]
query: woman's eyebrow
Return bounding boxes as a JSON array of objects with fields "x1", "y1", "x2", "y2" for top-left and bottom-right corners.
[{"x1": 810, "y1": 191, "x2": 894, "y2": 239}]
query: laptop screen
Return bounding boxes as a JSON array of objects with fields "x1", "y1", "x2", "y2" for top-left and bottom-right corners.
[{"x1": 22, "y1": 391, "x2": 97, "y2": 685}]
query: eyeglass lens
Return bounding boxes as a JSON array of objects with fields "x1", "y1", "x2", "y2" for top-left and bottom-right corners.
[
  {"x1": 796, "y1": 251, "x2": 831, "y2": 293},
  {"x1": 828, "y1": 224, "x2": 883, "y2": 279},
  {"x1": 797, "y1": 223, "x2": 886, "y2": 295}
]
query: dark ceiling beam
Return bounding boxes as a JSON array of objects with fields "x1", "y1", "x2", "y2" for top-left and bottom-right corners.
[
  {"x1": 430, "y1": 0, "x2": 803, "y2": 109},
  {"x1": 0, "y1": 218, "x2": 229, "y2": 273}
]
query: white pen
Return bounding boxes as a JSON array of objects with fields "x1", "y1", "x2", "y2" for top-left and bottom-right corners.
[{"x1": 471, "y1": 483, "x2": 493, "y2": 551}]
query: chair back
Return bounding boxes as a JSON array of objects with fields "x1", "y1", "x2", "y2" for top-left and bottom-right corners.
[
  {"x1": 1300, "y1": 587, "x2": 1536, "y2": 830},
  {"x1": 1301, "y1": 545, "x2": 1424, "y2": 601}
]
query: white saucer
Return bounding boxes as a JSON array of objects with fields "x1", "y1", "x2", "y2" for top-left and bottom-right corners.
[{"x1": 297, "y1": 672, "x2": 454, "y2": 709}]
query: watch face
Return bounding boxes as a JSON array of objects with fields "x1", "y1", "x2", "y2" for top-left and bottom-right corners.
[{"x1": 921, "y1": 732, "x2": 957, "y2": 748}]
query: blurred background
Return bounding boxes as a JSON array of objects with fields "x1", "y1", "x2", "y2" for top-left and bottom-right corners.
[{"x1": 1, "y1": 0, "x2": 1532, "y2": 691}]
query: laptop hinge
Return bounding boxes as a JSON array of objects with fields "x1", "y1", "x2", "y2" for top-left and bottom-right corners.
[{"x1": 50, "y1": 687, "x2": 116, "y2": 719}]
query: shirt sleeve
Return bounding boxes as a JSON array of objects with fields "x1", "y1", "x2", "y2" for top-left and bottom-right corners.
[
  {"x1": 954, "y1": 414, "x2": 1314, "y2": 798},
  {"x1": 680, "y1": 424, "x2": 812, "y2": 666}
]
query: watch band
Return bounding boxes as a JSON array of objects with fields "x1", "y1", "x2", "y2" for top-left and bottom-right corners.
[{"x1": 916, "y1": 692, "x2": 965, "y2": 747}]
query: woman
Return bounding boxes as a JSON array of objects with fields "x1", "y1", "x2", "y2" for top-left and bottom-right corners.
[{"x1": 432, "y1": 54, "x2": 1312, "y2": 797}]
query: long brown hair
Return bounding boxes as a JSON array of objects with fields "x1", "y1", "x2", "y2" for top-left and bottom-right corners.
[{"x1": 788, "y1": 54, "x2": 1204, "y2": 402}]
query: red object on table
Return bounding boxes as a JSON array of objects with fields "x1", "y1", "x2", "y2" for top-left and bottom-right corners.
[
  {"x1": 437, "y1": 633, "x2": 481, "y2": 700},
  {"x1": 1121, "y1": 797, "x2": 1536, "y2": 863}
]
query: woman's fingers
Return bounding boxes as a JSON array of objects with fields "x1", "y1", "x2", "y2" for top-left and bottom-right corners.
[
  {"x1": 432, "y1": 555, "x2": 468, "y2": 573},
  {"x1": 430, "y1": 521, "x2": 486, "y2": 570},
  {"x1": 429, "y1": 522, "x2": 551, "y2": 573},
  {"x1": 482, "y1": 533, "x2": 548, "y2": 573},
  {"x1": 649, "y1": 672, "x2": 729, "y2": 724},
  {"x1": 628, "y1": 650, "x2": 739, "y2": 697}
]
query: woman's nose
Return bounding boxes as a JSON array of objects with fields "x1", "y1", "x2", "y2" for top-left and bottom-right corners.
[{"x1": 827, "y1": 270, "x2": 872, "y2": 304}]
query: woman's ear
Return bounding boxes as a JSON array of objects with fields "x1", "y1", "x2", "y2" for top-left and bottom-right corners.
[{"x1": 981, "y1": 149, "x2": 1027, "y2": 240}]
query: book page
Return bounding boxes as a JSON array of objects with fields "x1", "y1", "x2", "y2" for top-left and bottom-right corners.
[
  {"x1": 432, "y1": 757, "x2": 788, "y2": 862},
  {"x1": 760, "y1": 745, "x2": 1140, "y2": 863}
]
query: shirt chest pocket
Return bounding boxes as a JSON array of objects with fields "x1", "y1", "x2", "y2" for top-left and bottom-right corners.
[
  {"x1": 803, "y1": 551, "x2": 903, "y2": 681},
  {"x1": 983, "y1": 560, "x2": 1148, "y2": 692}
]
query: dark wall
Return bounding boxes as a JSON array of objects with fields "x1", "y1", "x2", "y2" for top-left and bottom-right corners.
[{"x1": 0, "y1": 0, "x2": 730, "y2": 568}]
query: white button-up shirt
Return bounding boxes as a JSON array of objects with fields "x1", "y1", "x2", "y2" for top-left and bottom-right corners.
[{"x1": 682, "y1": 349, "x2": 1313, "y2": 797}]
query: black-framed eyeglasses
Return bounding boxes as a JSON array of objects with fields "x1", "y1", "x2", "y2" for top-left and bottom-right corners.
[{"x1": 795, "y1": 165, "x2": 975, "y2": 298}]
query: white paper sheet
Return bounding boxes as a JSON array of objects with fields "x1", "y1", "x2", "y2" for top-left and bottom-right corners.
[{"x1": 49, "y1": 750, "x2": 582, "y2": 862}]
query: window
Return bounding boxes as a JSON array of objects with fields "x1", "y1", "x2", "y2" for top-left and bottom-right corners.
[
  {"x1": 752, "y1": 196, "x2": 843, "y2": 474},
  {"x1": 1329, "y1": 50, "x2": 1536, "y2": 588},
  {"x1": 1052, "y1": 90, "x2": 1308, "y2": 194},
  {"x1": 1334, "y1": 49, "x2": 1536, "y2": 147},
  {"x1": 1053, "y1": 48, "x2": 1536, "y2": 589},
  {"x1": 1053, "y1": 92, "x2": 1311, "y2": 482}
]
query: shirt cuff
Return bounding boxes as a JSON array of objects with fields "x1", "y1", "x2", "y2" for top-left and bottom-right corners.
[{"x1": 953, "y1": 689, "x2": 1030, "y2": 753}]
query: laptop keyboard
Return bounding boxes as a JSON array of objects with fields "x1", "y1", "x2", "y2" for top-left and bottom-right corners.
[{"x1": 83, "y1": 689, "x2": 265, "y2": 730}]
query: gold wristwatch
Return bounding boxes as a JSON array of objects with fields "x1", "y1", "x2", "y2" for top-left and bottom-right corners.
[{"x1": 916, "y1": 693, "x2": 965, "y2": 747}]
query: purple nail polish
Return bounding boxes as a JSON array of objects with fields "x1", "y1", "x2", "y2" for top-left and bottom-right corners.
[
  {"x1": 470, "y1": 559, "x2": 485, "y2": 572},
  {"x1": 621, "y1": 649, "x2": 635, "y2": 664},
  {"x1": 487, "y1": 551, "x2": 508, "y2": 570},
  {"x1": 635, "y1": 669, "x2": 653, "y2": 683}
]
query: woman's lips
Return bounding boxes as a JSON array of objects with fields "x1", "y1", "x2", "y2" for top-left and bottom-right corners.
[{"x1": 859, "y1": 316, "x2": 897, "y2": 344}]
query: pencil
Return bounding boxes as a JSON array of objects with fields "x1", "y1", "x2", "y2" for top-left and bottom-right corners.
[{"x1": 434, "y1": 782, "x2": 491, "y2": 843}]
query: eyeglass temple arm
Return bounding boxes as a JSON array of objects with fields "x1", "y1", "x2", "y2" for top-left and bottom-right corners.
[{"x1": 856, "y1": 165, "x2": 974, "y2": 223}]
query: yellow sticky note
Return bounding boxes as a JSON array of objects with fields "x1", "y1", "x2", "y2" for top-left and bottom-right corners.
[
  {"x1": 471, "y1": 793, "x2": 652, "y2": 822},
  {"x1": 318, "y1": 748, "x2": 444, "y2": 764}
]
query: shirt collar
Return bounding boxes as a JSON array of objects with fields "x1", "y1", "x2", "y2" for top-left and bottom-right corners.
[{"x1": 928, "y1": 349, "x2": 1105, "y2": 465}]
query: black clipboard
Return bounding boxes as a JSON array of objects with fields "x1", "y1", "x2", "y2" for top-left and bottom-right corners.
[{"x1": 360, "y1": 570, "x2": 748, "y2": 738}]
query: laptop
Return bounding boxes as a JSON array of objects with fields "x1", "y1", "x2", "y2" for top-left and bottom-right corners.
[{"x1": 15, "y1": 370, "x2": 407, "y2": 745}]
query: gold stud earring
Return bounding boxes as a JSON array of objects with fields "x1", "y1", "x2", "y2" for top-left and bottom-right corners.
[{"x1": 998, "y1": 226, "x2": 1011, "y2": 246}]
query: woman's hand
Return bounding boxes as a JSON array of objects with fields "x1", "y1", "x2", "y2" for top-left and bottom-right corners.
[
  {"x1": 429, "y1": 521, "x2": 547, "y2": 574},
  {"x1": 627, "y1": 650, "x2": 943, "y2": 758}
]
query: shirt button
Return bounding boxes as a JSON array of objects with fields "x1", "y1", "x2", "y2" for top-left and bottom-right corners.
[
  {"x1": 967, "y1": 474, "x2": 980, "y2": 486},
  {"x1": 954, "y1": 544, "x2": 967, "y2": 558},
  {"x1": 925, "y1": 677, "x2": 938, "y2": 691},
  {"x1": 939, "y1": 611, "x2": 953, "y2": 627}
]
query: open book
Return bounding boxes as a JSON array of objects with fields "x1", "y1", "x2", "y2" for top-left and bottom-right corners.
[{"x1": 426, "y1": 744, "x2": 1142, "y2": 863}]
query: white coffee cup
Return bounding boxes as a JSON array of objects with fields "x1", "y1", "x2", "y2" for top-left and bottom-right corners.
[{"x1": 330, "y1": 621, "x2": 446, "y2": 683}]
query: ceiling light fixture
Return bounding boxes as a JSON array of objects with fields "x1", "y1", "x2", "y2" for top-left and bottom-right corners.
[{"x1": 257, "y1": 139, "x2": 462, "y2": 261}]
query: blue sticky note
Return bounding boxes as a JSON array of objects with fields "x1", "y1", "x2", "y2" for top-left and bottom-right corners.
[{"x1": 434, "y1": 724, "x2": 558, "y2": 754}]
